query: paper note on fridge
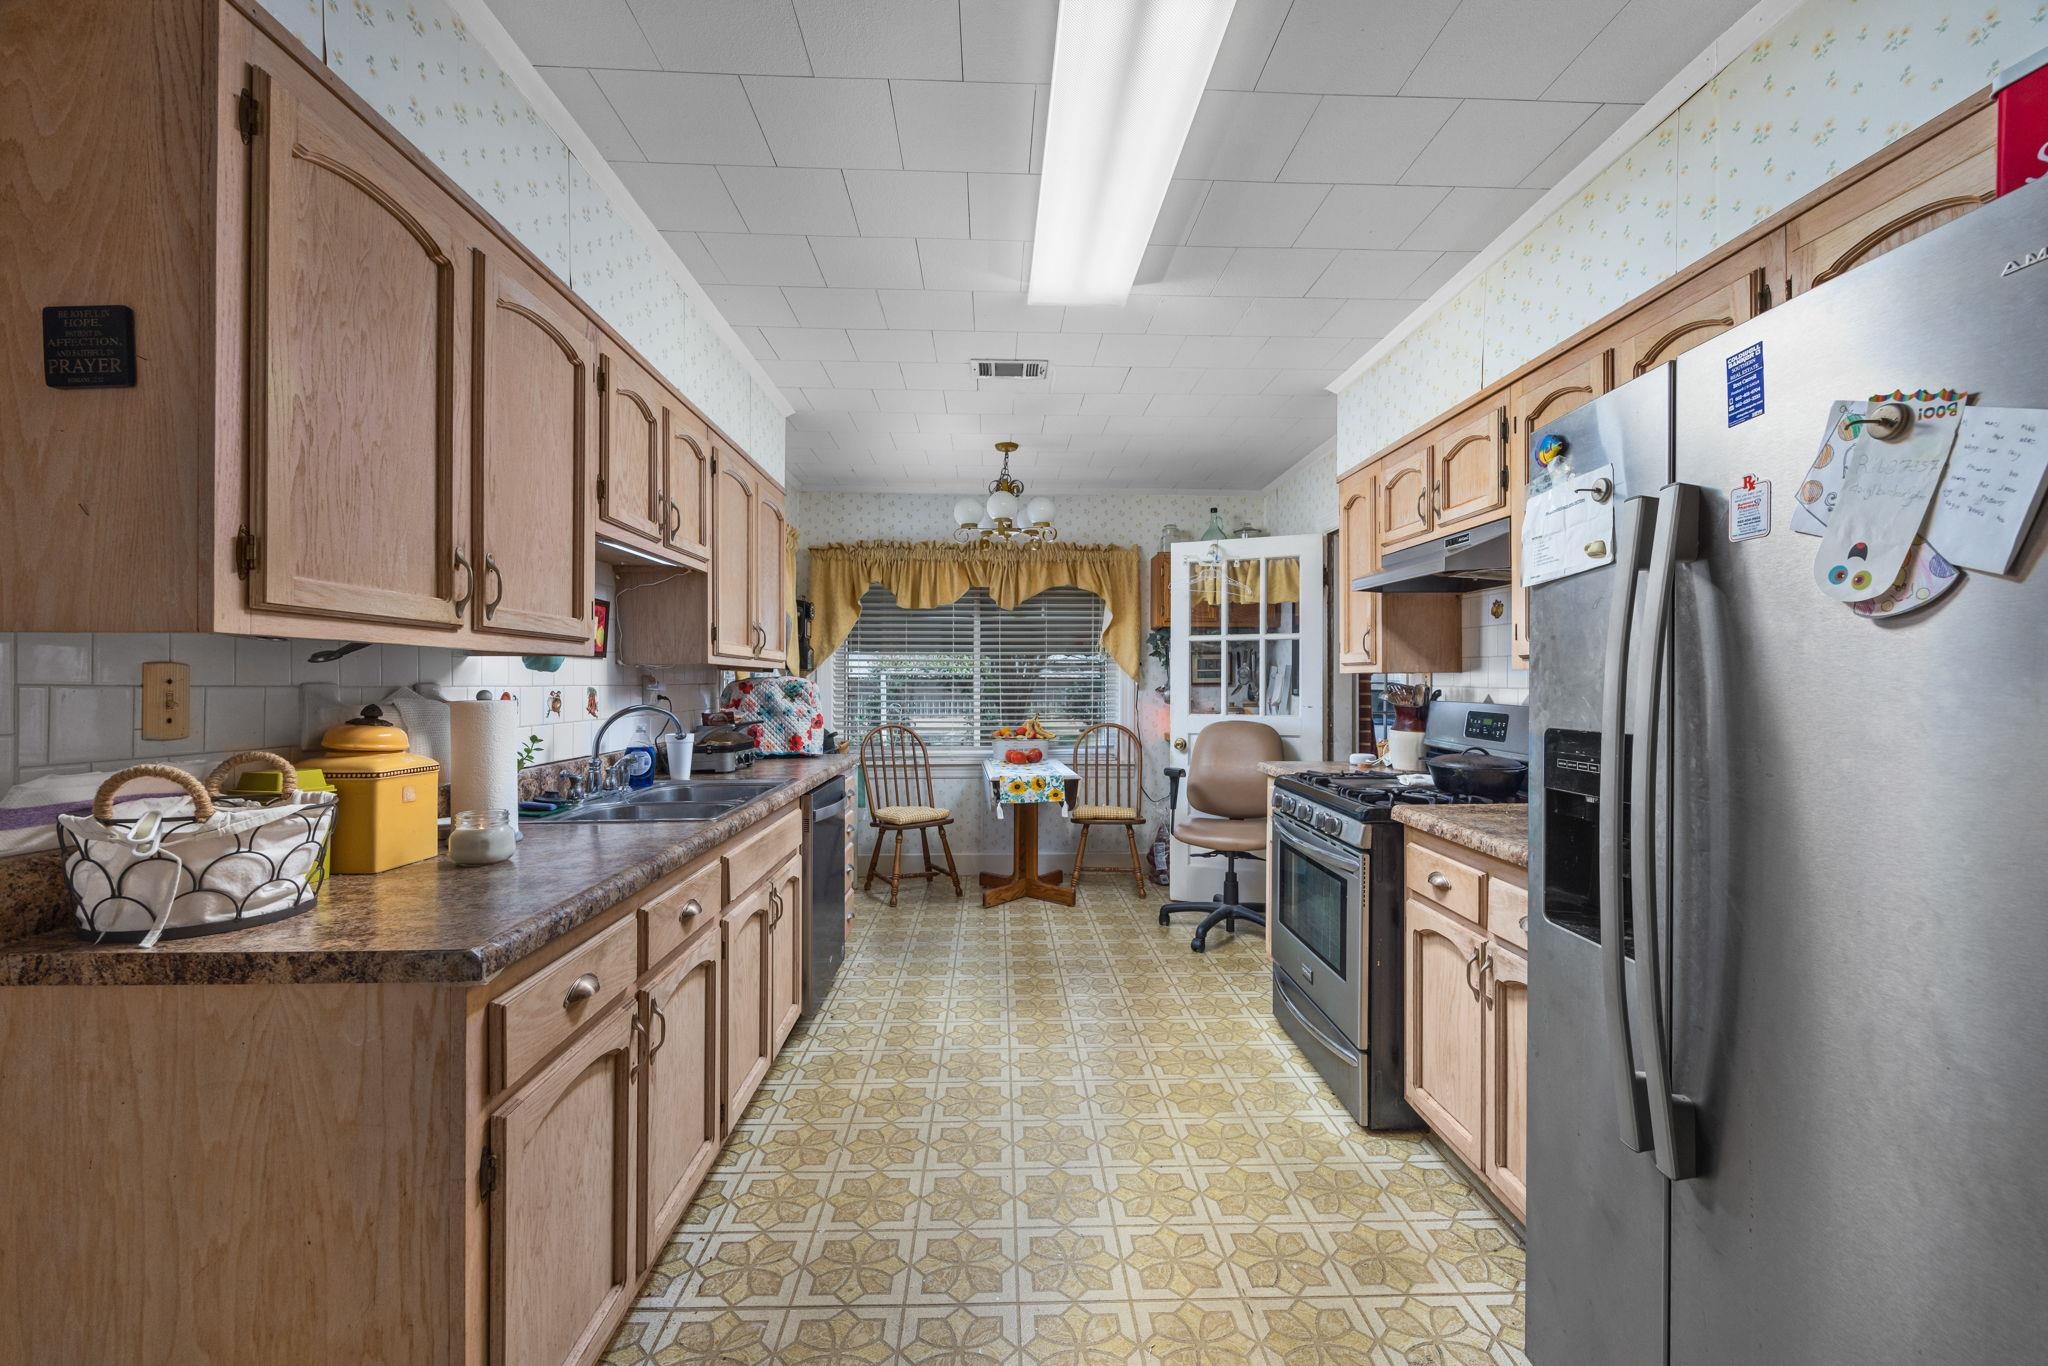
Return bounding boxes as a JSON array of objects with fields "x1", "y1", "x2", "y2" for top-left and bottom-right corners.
[
  {"x1": 1922, "y1": 408, "x2": 2048, "y2": 574},
  {"x1": 1813, "y1": 407, "x2": 1962, "y2": 602},
  {"x1": 1521, "y1": 465, "x2": 1617, "y2": 588}
]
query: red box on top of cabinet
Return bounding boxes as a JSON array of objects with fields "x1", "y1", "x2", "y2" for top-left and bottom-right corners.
[{"x1": 1996, "y1": 46, "x2": 2048, "y2": 195}]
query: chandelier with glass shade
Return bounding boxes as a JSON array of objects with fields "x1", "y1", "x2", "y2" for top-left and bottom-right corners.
[{"x1": 953, "y1": 442, "x2": 1057, "y2": 547}]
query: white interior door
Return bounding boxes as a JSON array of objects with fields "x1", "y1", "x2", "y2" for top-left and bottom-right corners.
[{"x1": 1168, "y1": 533, "x2": 1326, "y2": 901}]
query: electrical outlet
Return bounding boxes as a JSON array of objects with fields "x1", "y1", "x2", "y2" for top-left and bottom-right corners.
[{"x1": 140, "y1": 661, "x2": 191, "y2": 741}]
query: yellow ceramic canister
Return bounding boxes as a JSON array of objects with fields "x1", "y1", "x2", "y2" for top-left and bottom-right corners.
[{"x1": 320, "y1": 705, "x2": 439, "y2": 873}]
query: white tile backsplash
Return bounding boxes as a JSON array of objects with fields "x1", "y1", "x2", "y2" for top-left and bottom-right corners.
[
  {"x1": 18, "y1": 634, "x2": 92, "y2": 685},
  {"x1": 171, "y1": 633, "x2": 237, "y2": 686},
  {"x1": 0, "y1": 637, "x2": 12, "y2": 734},
  {"x1": 51, "y1": 687, "x2": 134, "y2": 765},
  {"x1": 91, "y1": 633, "x2": 169, "y2": 687},
  {"x1": 1382, "y1": 586, "x2": 1530, "y2": 707},
  {"x1": 17, "y1": 688, "x2": 48, "y2": 766},
  {"x1": 203, "y1": 687, "x2": 269, "y2": 753},
  {"x1": 234, "y1": 636, "x2": 293, "y2": 686}
]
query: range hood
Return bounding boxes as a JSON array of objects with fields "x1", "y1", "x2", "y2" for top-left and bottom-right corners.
[{"x1": 1351, "y1": 518, "x2": 1511, "y2": 593}]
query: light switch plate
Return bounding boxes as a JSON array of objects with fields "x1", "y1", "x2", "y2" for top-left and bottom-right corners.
[{"x1": 141, "y1": 661, "x2": 191, "y2": 741}]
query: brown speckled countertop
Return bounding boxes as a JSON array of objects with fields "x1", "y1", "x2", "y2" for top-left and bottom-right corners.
[
  {"x1": 0, "y1": 754, "x2": 855, "y2": 987},
  {"x1": 1393, "y1": 804, "x2": 1529, "y2": 868},
  {"x1": 1256, "y1": 760, "x2": 1363, "y2": 777}
]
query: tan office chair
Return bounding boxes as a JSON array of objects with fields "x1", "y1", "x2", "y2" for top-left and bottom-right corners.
[
  {"x1": 1067, "y1": 722, "x2": 1146, "y2": 897},
  {"x1": 1160, "y1": 719, "x2": 1282, "y2": 951},
  {"x1": 858, "y1": 724, "x2": 963, "y2": 906}
]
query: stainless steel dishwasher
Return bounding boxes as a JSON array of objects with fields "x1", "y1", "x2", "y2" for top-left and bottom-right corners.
[{"x1": 801, "y1": 777, "x2": 848, "y2": 1016}]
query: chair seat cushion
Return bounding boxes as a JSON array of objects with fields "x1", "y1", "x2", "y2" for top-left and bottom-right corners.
[
  {"x1": 874, "y1": 804, "x2": 950, "y2": 826},
  {"x1": 1174, "y1": 816, "x2": 1265, "y2": 853},
  {"x1": 1072, "y1": 804, "x2": 1140, "y2": 822}
]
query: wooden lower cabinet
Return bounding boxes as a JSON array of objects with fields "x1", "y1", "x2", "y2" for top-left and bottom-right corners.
[
  {"x1": 637, "y1": 927, "x2": 722, "y2": 1274},
  {"x1": 767, "y1": 852, "x2": 805, "y2": 1053},
  {"x1": 488, "y1": 1000, "x2": 637, "y2": 1366},
  {"x1": 1482, "y1": 940, "x2": 1530, "y2": 1221},
  {"x1": 1404, "y1": 897, "x2": 1488, "y2": 1168},
  {"x1": 722, "y1": 884, "x2": 773, "y2": 1123}
]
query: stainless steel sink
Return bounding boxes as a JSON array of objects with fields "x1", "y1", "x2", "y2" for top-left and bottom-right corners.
[{"x1": 531, "y1": 777, "x2": 784, "y2": 823}]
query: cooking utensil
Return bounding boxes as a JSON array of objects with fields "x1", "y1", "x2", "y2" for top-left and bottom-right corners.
[{"x1": 1424, "y1": 747, "x2": 1528, "y2": 800}]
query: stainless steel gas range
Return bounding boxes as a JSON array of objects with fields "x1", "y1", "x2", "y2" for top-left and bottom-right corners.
[{"x1": 1269, "y1": 701, "x2": 1529, "y2": 1129}]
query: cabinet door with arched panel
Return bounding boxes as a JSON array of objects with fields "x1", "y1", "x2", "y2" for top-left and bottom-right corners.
[
  {"x1": 1607, "y1": 236, "x2": 1779, "y2": 384},
  {"x1": 1507, "y1": 345, "x2": 1611, "y2": 666},
  {"x1": 1431, "y1": 404, "x2": 1508, "y2": 534},
  {"x1": 597, "y1": 347, "x2": 667, "y2": 552}
]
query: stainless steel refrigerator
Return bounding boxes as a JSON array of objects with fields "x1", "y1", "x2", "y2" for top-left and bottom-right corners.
[{"x1": 1526, "y1": 181, "x2": 2048, "y2": 1364}]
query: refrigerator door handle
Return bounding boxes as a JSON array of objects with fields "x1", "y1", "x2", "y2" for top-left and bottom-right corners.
[
  {"x1": 1627, "y1": 482, "x2": 1700, "y2": 1181},
  {"x1": 1601, "y1": 494, "x2": 1654, "y2": 1155}
]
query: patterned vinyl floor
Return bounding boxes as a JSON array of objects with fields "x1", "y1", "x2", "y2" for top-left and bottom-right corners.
[{"x1": 603, "y1": 877, "x2": 1528, "y2": 1364}]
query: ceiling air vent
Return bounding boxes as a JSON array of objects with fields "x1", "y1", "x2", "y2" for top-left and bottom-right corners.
[{"x1": 973, "y1": 358, "x2": 1049, "y2": 381}]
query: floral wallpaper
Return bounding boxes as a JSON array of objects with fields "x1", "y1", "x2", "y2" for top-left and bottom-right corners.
[
  {"x1": 1263, "y1": 446, "x2": 1340, "y2": 536},
  {"x1": 1338, "y1": 0, "x2": 2048, "y2": 468},
  {"x1": 263, "y1": 0, "x2": 786, "y2": 478}
]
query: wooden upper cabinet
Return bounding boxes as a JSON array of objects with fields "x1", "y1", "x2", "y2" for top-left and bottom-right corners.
[
  {"x1": 1789, "y1": 103, "x2": 1995, "y2": 296},
  {"x1": 1337, "y1": 470, "x2": 1379, "y2": 672},
  {"x1": 471, "y1": 250, "x2": 592, "y2": 643},
  {"x1": 1609, "y1": 235, "x2": 1780, "y2": 383},
  {"x1": 597, "y1": 349, "x2": 666, "y2": 551},
  {"x1": 1375, "y1": 443, "x2": 1434, "y2": 550},
  {"x1": 754, "y1": 485, "x2": 789, "y2": 666},
  {"x1": 1507, "y1": 345, "x2": 1611, "y2": 665},
  {"x1": 244, "y1": 61, "x2": 467, "y2": 630},
  {"x1": 1484, "y1": 940, "x2": 1530, "y2": 1222},
  {"x1": 663, "y1": 403, "x2": 712, "y2": 564},
  {"x1": 1432, "y1": 404, "x2": 1507, "y2": 533},
  {"x1": 709, "y1": 452, "x2": 759, "y2": 665},
  {"x1": 488, "y1": 1000, "x2": 637, "y2": 1366},
  {"x1": 637, "y1": 928, "x2": 721, "y2": 1275}
]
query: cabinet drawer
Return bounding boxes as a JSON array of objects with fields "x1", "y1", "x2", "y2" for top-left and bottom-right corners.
[
  {"x1": 640, "y1": 858, "x2": 723, "y2": 972},
  {"x1": 490, "y1": 913, "x2": 638, "y2": 1092},
  {"x1": 1488, "y1": 877, "x2": 1529, "y2": 950},
  {"x1": 1405, "y1": 840, "x2": 1487, "y2": 928},
  {"x1": 723, "y1": 807, "x2": 801, "y2": 901}
]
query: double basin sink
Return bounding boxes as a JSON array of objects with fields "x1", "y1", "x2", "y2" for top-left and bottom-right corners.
[{"x1": 530, "y1": 778, "x2": 784, "y2": 824}]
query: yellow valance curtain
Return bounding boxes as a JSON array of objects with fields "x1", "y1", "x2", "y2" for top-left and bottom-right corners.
[
  {"x1": 1190, "y1": 554, "x2": 1303, "y2": 605},
  {"x1": 808, "y1": 540, "x2": 1144, "y2": 680}
]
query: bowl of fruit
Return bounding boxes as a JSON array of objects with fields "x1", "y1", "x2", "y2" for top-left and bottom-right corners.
[{"x1": 991, "y1": 718, "x2": 1055, "y2": 767}]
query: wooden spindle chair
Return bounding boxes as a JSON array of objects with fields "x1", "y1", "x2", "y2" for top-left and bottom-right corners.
[
  {"x1": 1067, "y1": 722, "x2": 1147, "y2": 898},
  {"x1": 857, "y1": 724, "x2": 962, "y2": 906}
]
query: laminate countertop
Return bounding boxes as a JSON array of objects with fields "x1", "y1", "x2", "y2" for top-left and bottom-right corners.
[
  {"x1": 1393, "y1": 804, "x2": 1530, "y2": 869},
  {"x1": 0, "y1": 753, "x2": 855, "y2": 988}
]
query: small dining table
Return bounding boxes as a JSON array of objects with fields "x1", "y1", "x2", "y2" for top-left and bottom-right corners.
[{"x1": 978, "y1": 756, "x2": 1079, "y2": 907}]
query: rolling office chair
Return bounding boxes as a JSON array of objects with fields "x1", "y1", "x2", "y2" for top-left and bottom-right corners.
[{"x1": 1159, "y1": 719, "x2": 1283, "y2": 952}]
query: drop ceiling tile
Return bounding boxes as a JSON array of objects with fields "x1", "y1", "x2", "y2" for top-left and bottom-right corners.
[
  {"x1": 1401, "y1": 250, "x2": 1477, "y2": 299},
  {"x1": 1185, "y1": 181, "x2": 1329, "y2": 248},
  {"x1": 1043, "y1": 414, "x2": 1110, "y2": 436},
  {"x1": 892, "y1": 81, "x2": 1035, "y2": 172},
  {"x1": 1519, "y1": 102, "x2": 1636, "y2": 187},
  {"x1": 1147, "y1": 394, "x2": 1225, "y2": 420},
  {"x1": 1306, "y1": 249, "x2": 1441, "y2": 298},
  {"x1": 1207, "y1": 0, "x2": 1294, "y2": 90},
  {"x1": 898, "y1": 362, "x2": 979, "y2": 391},
  {"x1": 1213, "y1": 393, "x2": 1291, "y2": 417},
  {"x1": 629, "y1": 0, "x2": 812, "y2": 74},
  {"x1": 877, "y1": 289, "x2": 976, "y2": 330},
  {"x1": 1150, "y1": 180, "x2": 1210, "y2": 246},
  {"x1": 1266, "y1": 368, "x2": 1342, "y2": 393},
  {"x1": 850, "y1": 411, "x2": 922, "y2": 434},
  {"x1": 1014, "y1": 331, "x2": 1101, "y2": 365},
  {"x1": 1407, "y1": 0, "x2": 1626, "y2": 98},
  {"x1": 1250, "y1": 336, "x2": 1351, "y2": 368},
  {"x1": 488, "y1": 0, "x2": 658, "y2": 68},
  {"x1": 697, "y1": 232, "x2": 823, "y2": 284},
  {"x1": 961, "y1": 0, "x2": 1056, "y2": 82},
  {"x1": 703, "y1": 284, "x2": 799, "y2": 327},
  {"x1": 1403, "y1": 100, "x2": 1600, "y2": 187},
  {"x1": 918, "y1": 239, "x2": 1026, "y2": 291},
  {"x1": 1554, "y1": 0, "x2": 1753, "y2": 100},
  {"x1": 1092, "y1": 334, "x2": 1184, "y2": 368},
  {"x1": 1049, "y1": 366, "x2": 1131, "y2": 394},
  {"x1": 824, "y1": 360, "x2": 906, "y2": 389},
  {"x1": 595, "y1": 71, "x2": 773, "y2": 164},
  {"x1": 848, "y1": 328, "x2": 936, "y2": 362},
  {"x1": 1403, "y1": 186, "x2": 1545, "y2": 251},
  {"x1": 1009, "y1": 392, "x2": 1085, "y2": 415},
  {"x1": 1233, "y1": 297, "x2": 1343, "y2": 334},
  {"x1": 742, "y1": 76, "x2": 902, "y2": 168},
  {"x1": 1120, "y1": 368, "x2": 1203, "y2": 395},
  {"x1": 844, "y1": 170, "x2": 970, "y2": 237},
  {"x1": 973, "y1": 292, "x2": 1064, "y2": 332},
  {"x1": 1060, "y1": 300, "x2": 1158, "y2": 334},
  {"x1": 1256, "y1": 0, "x2": 1462, "y2": 96},
  {"x1": 805, "y1": 236, "x2": 923, "y2": 289},
  {"x1": 804, "y1": 388, "x2": 879, "y2": 410},
  {"x1": 1029, "y1": 84, "x2": 1050, "y2": 173},
  {"x1": 539, "y1": 68, "x2": 643, "y2": 161},
  {"x1": 968, "y1": 173, "x2": 1041, "y2": 240},
  {"x1": 982, "y1": 413, "x2": 1044, "y2": 434},
  {"x1": 1200, "y1": 369, "x2": 1284, "y2": 396},
  {"x1": 1131, "y1": 245, "x2": 1237, "y2": 297},
  {"x1": 759, "y1": 326, "x2": 855, "y2": 360},
  {"x1": 760, "y1": 358, "x2": 829, "y2": 387},
  {"x1": 1079, "y1": 393, "x2": 1152, "y2": 415},
  {"x1": 916, "y1": 413, "x2": 980, "y2": 433},
  {"x1": 876, "y1": 389, "x2": 950, "y2": 412},
  {"x1": 729, "y1": 324, "x2": 775, "y2": 356},
  {"x1": 784, "y1": 287, "x2": 886, "y2": 328},
  {"x1": 1294, "y1": 184, "x2": 1449, "y2": 250},
  {"x1": 1317, "y1": 298, "x2": 1420, "y2": 338},
  {"x1": 615, "y1": 163, "x2": 747, "y2": 233},
  {"x1": 1173, "y1": 91, "x2": 1320, "y2": 181},
  {"x1": 793, "y1": 0, "x2": 961, "y2": 79},
  {"x1": 946, "y1": 391, "x2": 1016, "y2": 414},
  {"x1": 660, "y1": 231, "x2": 726, "y2": 284},
  {"x1": 1172, "y1": 335, "x2": 1267, "y2": 368},
  {"x1": 1145, "y1": 296, "x2": 1251, "y2": 336},
  {"x1": 718, "y1": 166, "x2": 858, "y2": 234},
  {"x1": 931, "y1": 330, "x2": 1017, "y2": 362},
  {"x1": 1279, "y1": 95, "x2": 1457, "y2": 183},
  {"x1": 1210, "y1": 249, "x2": 1338, "y2": 297}
]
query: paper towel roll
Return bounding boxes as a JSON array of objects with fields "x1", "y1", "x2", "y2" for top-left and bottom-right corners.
[{"x1": 449, "y1": 700, "x2": 521, "y2": 837}]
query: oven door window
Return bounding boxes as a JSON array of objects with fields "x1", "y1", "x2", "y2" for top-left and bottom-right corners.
[{"x1": 1275, "y1": 835, "x2": 1350, "y2": 978}]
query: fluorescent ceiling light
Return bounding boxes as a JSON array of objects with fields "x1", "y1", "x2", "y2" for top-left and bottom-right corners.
[{"x1": 1028, "y1": 0, "x2": 1237, "y2": 307}]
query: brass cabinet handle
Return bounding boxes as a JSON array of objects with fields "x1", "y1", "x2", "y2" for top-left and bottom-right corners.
[
  {"x1": 483, "y1": 553, "x2": 505, "y2": 620},
  {"x1": 563, "y1": 972, "x2": 600, "y2": 1008},
  {"x1": 647, "y1": 998, "x2": 669, "y2": 1056},
  {"x1": 452, "y1": 548, "x2": 474, "y2": 613},
  {"x1": 1427, "y1": 871, "x2": 1452, "y2": 891}
]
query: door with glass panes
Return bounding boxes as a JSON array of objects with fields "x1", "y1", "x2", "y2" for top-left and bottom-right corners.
[{"x1": 1168, "y1": 534, "x2": 1326, "y2": 902}]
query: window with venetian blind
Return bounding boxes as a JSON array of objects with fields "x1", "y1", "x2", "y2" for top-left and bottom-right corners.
[{"x1": 834, "y1": 586, "x2": 1119, "y2": 751}]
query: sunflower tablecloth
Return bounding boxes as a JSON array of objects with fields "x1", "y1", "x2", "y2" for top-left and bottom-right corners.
[{"x1": 981, "y1": 757, "x2": 1077, "y2": 816}]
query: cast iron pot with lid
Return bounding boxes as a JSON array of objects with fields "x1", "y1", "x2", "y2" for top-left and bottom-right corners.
[{"x1": 1424, "y1": 747, "x2": 1528, "y2": 800}]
